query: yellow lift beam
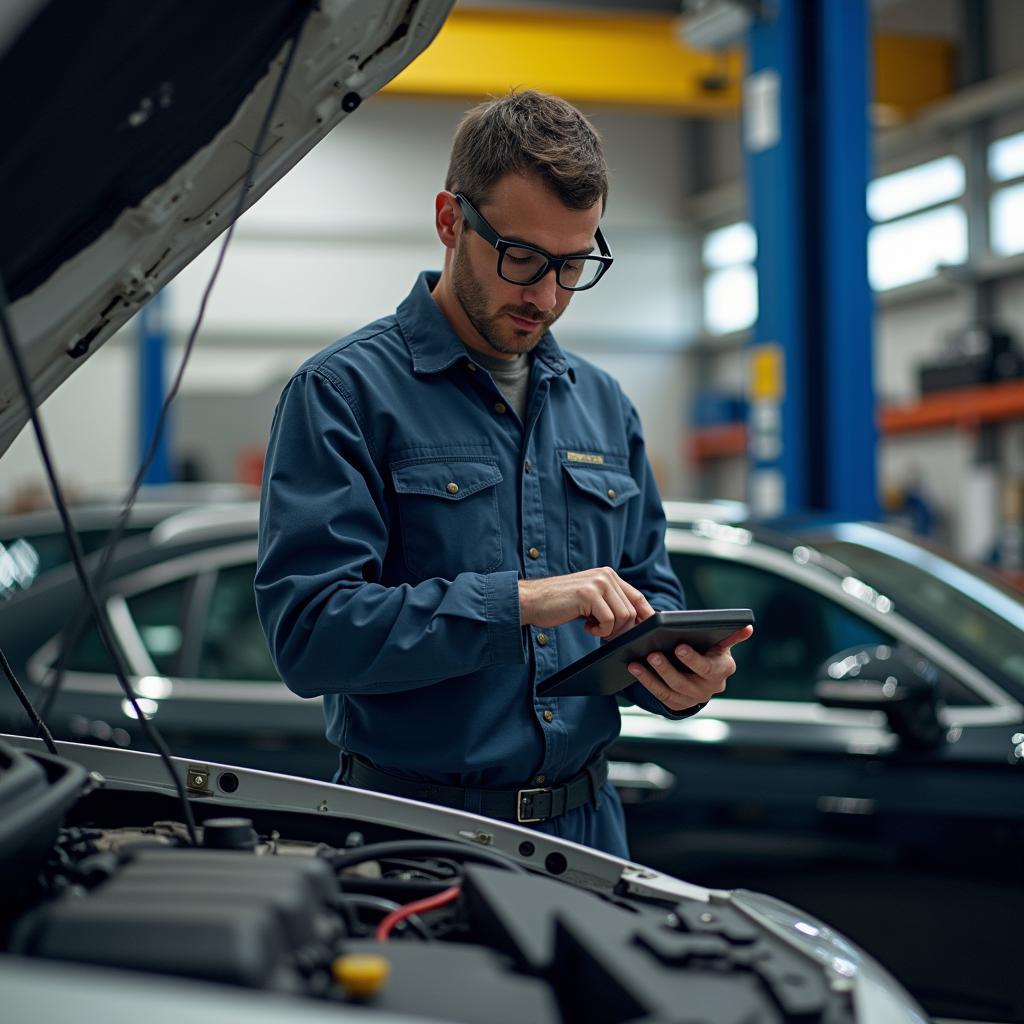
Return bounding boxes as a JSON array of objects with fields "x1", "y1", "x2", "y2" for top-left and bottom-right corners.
[
  {"x1": 384, "y1": 8, "x2": 952, "y2": 120},
  {"x1": 874, "y1": 33, "x2": 955, "y2": 124},
  {"x1": 385, "y1": 8, "x2": 742, "y2": 115}
]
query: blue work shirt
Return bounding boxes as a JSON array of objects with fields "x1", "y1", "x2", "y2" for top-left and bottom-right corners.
[{"x1": 255, "y1": 272, "x2": 689, "y2": 802}]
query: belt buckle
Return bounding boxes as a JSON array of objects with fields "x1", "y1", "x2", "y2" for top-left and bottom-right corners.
[{"x1": 517, "y1": 786, "x2": 553, "y2": 824}]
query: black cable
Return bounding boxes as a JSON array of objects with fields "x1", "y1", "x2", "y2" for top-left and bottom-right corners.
[
  {"x1": 0, "y1": 270, "x2": 199, "y2": 844},
  {"x1": 36, "y1": 11, "x2": 311, "y2": 725},
  {"x1": 38, "y1": 588, "x2": 90, "y2": 721},
  {"x1": 0, "y1": 20, "x2": 310, "y2": 843},
  {"x1": 373, "y1": 856, "x2": 460, "y2": 880},
  {"x1": 109, "y1": 9, "x2": 310, "y2": 554},
  {"x1": 329, "y1": 840, "x2": 526, "y2": 875},
  {"x1": 333, "y1": 894, "x2": 432, "y2": 940},
  {"x1": 334, "y1": 877, "x2": 453, "y2": 901},
  {"x1": 0, "y1": 645, "x2": 58, "y2": 755}
]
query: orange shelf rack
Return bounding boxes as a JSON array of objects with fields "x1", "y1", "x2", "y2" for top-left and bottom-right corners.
[
  {"x1": 880, "y1": 379, "x2": 1024, "y2": 434},
  {"x1": 688, "y1": 380, "x2": 1024, "y2": 464}
]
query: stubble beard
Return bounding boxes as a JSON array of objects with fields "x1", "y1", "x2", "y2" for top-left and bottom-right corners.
[{"x1": 451, "y1": 240, "x2": 559, "y2": 357}]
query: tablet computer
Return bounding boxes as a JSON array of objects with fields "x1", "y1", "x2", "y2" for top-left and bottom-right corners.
[{"x1": 535, "y1": 608, "x2": 754, "y2": 698}]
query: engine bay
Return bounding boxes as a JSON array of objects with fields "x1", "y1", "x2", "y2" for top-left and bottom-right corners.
[{"x1": 0, "y1": 739, "x2": 867, "y2": 1024}]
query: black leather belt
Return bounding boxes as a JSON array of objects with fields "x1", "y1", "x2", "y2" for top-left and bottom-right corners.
[{"x1": 340, "y1": 753, "x2": 608, "y2": 825}]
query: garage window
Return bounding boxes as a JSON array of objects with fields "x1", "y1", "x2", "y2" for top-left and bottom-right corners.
[
  {"x1": 989, "y1": 129, "x2": 1024, "y2": 254},
  {"x1": 702, "y1": 222, "x2": 758, "y2": 336}
]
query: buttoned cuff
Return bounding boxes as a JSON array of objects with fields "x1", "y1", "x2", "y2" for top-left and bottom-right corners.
[
  {"x1": 484, "y1": 570, "x2": 528, "y2": 666},
  {"x1": 624, "y1": 681, "x2": 706, "y2": 721}
]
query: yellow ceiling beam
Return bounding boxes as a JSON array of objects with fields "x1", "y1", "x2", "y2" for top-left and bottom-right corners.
[
  {"x1": 384, "y1": 8, "x2": 742, "y2": 116},
  {"x1": 874, "y1": 34, "x2": 955, "y2": 124},
  {"x1": 385, "y1": 8, "x2": 954, "y2": 122}
]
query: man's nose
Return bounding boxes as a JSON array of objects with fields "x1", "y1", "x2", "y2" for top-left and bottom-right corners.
[{"x1": 522, "y1": 266, "x2": 559, "y2": 312}]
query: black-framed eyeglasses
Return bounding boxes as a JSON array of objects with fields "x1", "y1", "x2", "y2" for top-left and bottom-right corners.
[{"x1": 454, "y1": 192, "x2": 613, "y2": 291}]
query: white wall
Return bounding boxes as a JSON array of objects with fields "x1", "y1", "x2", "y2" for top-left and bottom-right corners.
[
  {"x1": 1, "y1": 333, "x2": 135, "y2": 506},
  {"x1": 990, "y1": 0, "x2": 1024, "y2": 77},
  {"x1": 874, "y1": 0, "x2": 957, "y2": 36},
  {"x1": 1, "y1": 95, "x2": 701, "y2": 510}
]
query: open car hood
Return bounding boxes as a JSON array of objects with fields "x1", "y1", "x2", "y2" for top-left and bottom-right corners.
[
  {"x1": 0, "y1": 735, "x2": 928, "y2": 1024},
  {"x1": 0, "y1": 0, "x2": 453, "y2": 457}
]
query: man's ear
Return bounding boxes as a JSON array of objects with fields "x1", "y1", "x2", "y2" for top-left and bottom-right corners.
[{"x1": 434, "y1": 191, "x2": 460, "y2": 251}]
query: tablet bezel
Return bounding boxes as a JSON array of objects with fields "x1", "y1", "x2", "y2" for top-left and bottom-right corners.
[{"x1": 535, "y1": 608, "x2": 754, "y2": 698}]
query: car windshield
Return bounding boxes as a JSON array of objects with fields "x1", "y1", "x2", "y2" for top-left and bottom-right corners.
[
  {"x1": 0, "y1": 527, "x2": 152, "y2": 597},
  {"x1": 807, "y1": 523, "x2": 1024, "y2": 694}
]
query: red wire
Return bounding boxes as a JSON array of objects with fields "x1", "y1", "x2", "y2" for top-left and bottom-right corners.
[{"x1": 375, "y1": 884, "x2": 461, "y2": 942}]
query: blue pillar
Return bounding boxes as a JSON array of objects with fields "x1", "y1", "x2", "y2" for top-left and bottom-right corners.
[
  {"x1": 137, "y1": 290, "x2": 172, "y2": 484},
  {"x1": 744, "y1": 0, "x2": 877, "y2": 521}
]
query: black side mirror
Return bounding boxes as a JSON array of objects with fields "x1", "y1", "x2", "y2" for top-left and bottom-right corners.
[{"x1": 814, "y1": 644, "x2": 945, "y2": 750}]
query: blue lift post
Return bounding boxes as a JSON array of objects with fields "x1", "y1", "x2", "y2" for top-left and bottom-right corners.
[
  {"x1": 744, "y1": 0, "x2": 878, "y2": 521},
  {"x1": 137, "y1": 290, "x2": 172, "y2": 484}
]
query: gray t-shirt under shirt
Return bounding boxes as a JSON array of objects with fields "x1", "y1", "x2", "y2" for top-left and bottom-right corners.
[{"x1": 467, "y1": 347, "x2": 532, "y2": 422}]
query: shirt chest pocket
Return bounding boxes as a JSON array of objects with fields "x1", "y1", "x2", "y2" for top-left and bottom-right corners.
[
  {"x1": 560, "y1": 459, "x2": 641, "y2": 573},
  {"x1": 391, "y1": 458, "x2": 504, "y2": 581}
]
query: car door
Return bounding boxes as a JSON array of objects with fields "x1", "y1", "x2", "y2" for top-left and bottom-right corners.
[
  {"x1": 29, "y1": 544, "x2": 334, "y2": 781},
  {"x1": 168, "y1": 556, "x2": 336, "y2": 780},
  {"x1": 613, "y1": 543, "x2": 908, "y2": 880},
  {"x1": 609, "y1": 535, "x2": 1024, "y2": 1020}
]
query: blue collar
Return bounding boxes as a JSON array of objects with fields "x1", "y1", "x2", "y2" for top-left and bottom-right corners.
[{"x1": 397, "y1": 271, "x2": 570, "y2": 377}]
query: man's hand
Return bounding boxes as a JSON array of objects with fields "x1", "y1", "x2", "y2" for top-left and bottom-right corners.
[
  {"x1": 626, "y1": 626, "x2": 754, "y2": 713},
  {"x1": 519, "y1": 567, "x2": 656, "y2": 639}
]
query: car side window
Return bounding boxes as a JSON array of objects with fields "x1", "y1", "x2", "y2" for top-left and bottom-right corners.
[
  {"x1": 197, "y1": 562, "x2": 278, "y2": 682},
  {"x1": 670, "y1": 552, "x2": 892, "y2": 702},
  {"x1": 124, "y1": 578, "x2": 190, "y2": 675},
  {"x1": 59, "y1": 617, "x2": 117, "y2": 674},
  {"x1": 60, "y1": 577, "x2": 189, "y2": 675}
]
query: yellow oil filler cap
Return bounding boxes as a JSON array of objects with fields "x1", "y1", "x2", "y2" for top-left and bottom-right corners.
[{"x1": 332, "y1": 953, "x2": 391, "y2": 999}]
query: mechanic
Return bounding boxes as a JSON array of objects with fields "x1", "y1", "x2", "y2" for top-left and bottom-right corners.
[{"x1": 255, "y1": 90, "x2": 751, "y2": 857}]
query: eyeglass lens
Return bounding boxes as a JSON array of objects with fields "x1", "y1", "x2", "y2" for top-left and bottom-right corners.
[{"x1": 500, "y1": 246, "x2": 604, "y2": 289}]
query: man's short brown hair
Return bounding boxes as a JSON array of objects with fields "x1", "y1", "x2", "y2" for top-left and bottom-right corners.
[{"x1": 445, "y1": 89, "x2": 608, "y2": 212}]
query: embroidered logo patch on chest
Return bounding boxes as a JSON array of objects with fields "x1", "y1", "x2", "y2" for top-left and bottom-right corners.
[{"x1": 566, "y1": 451, "x2": 605, "y2": 465}]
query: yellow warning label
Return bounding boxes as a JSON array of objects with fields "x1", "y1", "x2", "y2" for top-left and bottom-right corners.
[
  {"x1": 566, "y1": 451, "x2": 605, "y2": 465},
  {"x1": 750, "y1": 344, "x2": 784, "y2": 401}
]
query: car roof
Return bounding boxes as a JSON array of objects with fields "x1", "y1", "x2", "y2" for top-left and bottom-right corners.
[
  {"x1": 662, "y1": 499, "x2": 749, "y2": 525},
  {"x1": 150, "y1": 502, "x2": 260, "y2": 547}
]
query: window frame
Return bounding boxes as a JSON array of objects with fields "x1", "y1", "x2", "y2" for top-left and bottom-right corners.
[
  {"x1": 646, "y1": 528, "x2": 1020, "y2": 730},
  {"x1": 28, "y1": 540, "x2": 306, "y2": 704}
]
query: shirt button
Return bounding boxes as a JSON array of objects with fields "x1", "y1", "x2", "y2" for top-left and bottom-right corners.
[
  {"x1": 534, "y1": 775, "x2": 546, "y2": 785},
  {"x1": 494, "y1": 401, "x2": 507, "y2": 414},
  {"x1": 543, "y1": 710, "x2": 554, "y2": 722},
  {"x1": 446, "y1": 482, "x2": 459, "y2": 494},
  {"x1": 607, "y1": 488, "x2": 617, "y2": 500},
  {"x1": 528, "y1": 546, "x2": 540, "y2": 560},
  {"x1": 536, "y1": 632, "x2": 549, "y2": 646},
  {"x1": 524, "y1": 461, "x2": 532, "y2": 474},
  {"x1": 465, "y1": 361, "x2": 477, "y2": 372}
]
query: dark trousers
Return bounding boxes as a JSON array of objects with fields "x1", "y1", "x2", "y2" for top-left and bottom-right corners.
[{"x1": 524, "y1": 780, "x2": 630, "y2": 859}]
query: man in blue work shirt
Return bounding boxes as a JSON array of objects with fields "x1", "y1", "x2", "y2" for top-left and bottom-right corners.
[{"x1": 255, "y1": 90, "x2": 751, "y2": 857}]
